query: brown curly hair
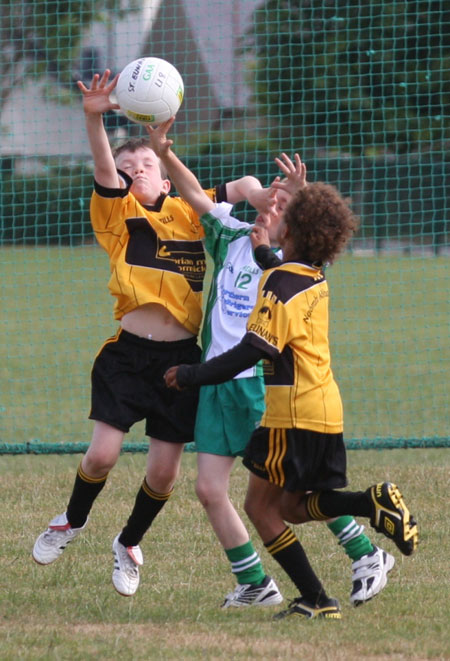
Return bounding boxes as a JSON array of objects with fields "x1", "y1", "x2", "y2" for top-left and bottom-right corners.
[
  {"x1": 112, "y1": 138, "x2": 168, "y2": 179},
  {"x1": 282, "y1": 182, "x2": 359, "y2": 264}
]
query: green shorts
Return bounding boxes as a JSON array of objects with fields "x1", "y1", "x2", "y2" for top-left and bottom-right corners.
[{"x1": 194, "y1": 378, "x2": 265, "y2": 457}]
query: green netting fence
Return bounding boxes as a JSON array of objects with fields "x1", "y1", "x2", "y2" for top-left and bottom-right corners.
[{"x1": 1, "y1": 0, "x2": 449, "y2": 454}]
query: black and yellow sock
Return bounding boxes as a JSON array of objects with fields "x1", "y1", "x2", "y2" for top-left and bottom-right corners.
[
  {"x1": 119, "y1": 479, "x2": 173, "y2": 547},
  {"x1": 66, "y1": 463, "x2": 108, "y2": 528},
  {"x1": 265, "y1": 527, "x2": 328, "y2": 605},
  {"x1": 306, "y1": 490, "x2": 371, "y2": 521},
  {"x1": 327, "y1": 516, "x2": 373, "y2": 561},
  {"x1": 225, "y1": 540, "x2": 266, "y2": 586}
]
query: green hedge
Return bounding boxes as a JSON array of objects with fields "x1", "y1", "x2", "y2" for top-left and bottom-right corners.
[
  {"x1": 0, "y1": 162, "x2": 94, "y2": 246},
  {"x1": 0, "y1": 153, "x2": 448, "y2": 250}
]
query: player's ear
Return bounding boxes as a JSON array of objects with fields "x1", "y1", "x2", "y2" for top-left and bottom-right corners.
[
  {"x1": 279, "y1": 220, "x2": 289, "y2": 242},
  {"x1": 161, "y1": 179, "x2": 171, "y2": 194}
]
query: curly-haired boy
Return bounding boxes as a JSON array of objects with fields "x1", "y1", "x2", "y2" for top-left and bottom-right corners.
[{"x1": 165, "y1": 181, "x2": 419, "y2": 620}]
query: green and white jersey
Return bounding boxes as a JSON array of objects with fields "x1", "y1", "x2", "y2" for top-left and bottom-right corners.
[{"x1": 201, "y1": 202, "x2": 279, "y2": 379}]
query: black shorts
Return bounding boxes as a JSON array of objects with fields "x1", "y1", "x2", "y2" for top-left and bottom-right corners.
[
  {"x1": 242, "y1": 426, "x2": 348, "y2": 492},
  {"x1": 90, "y1": 329, "x2": 201, "y2": 442}
]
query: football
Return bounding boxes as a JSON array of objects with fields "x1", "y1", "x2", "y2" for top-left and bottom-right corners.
[{"x1": 115, "y1": 57, "x2": 184, "y2": 125}]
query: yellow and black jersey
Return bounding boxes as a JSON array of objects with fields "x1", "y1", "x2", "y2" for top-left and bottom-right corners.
[
  {"x1": 245, "y1": 261, "x2": 343, "y2": 433},
  {"x1": 90, "y1": 172, "x2": 218, "y2": 335}
]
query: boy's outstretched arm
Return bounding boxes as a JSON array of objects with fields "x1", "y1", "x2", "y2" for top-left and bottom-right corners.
[
  {"x1": 147, "y1": 118, "x2": 277, "y2": 217},
  {"x1": 164, "y1": 339, "x2": 267, "y2": 390},
  {"x1": 77, "y1": 70, "x2": 121, "y2": 188},
  {"x1": 146, "y1": 119, "x2": 214, "y2": 216},
  {"x1": 225, "y1": 176, "x2": 277, "y2": 218},
  {"x1": 226, "y1": 153, "x2": 305, "y2": 217},
  {"x1": 226, "y1": 177, "x2": 275, "y2": 216},
  {"x1": 226, "y1": 176, "x2": 262, "y2": 204}
]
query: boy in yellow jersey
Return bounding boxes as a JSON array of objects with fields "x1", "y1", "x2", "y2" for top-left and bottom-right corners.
[
  {"x1": 32, "y1": 69, "x2": 274, "y2": 597},
  {"x1": 165, "y1": 181, "x2": 419, "y2": 620},
  {"x1": 149, "y1": 119, "x2": 398, "y2": 609}
]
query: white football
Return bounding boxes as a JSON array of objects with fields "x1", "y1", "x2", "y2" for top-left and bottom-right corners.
[{"x1": 115, "y1": 57, "x2": 184, "y2": 125}]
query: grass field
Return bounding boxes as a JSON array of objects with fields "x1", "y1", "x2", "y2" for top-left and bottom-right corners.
[
  {"x1": 0, "y1": 246, "x2": 448, "y2": 447},
  {"x1": 0, "y1": 448, "x2": 448, "y2": 660}
]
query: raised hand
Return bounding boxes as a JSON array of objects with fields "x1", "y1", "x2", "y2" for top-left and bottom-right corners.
[
  {"x1": 77, "y1": 69, "x2": 120, "y2": 115},
  {"x1": 145, "y1": 117, "x2": 176, "y2": 158},
  {"x1": 247, "y1": 185, "x2": 277, "y2": 217},
  {"x1": 271, "y1": 153, "x2": 307, "y2": 196},
  {"x1": 250, "y1": 223, "x2": 270, "y2": 250}
]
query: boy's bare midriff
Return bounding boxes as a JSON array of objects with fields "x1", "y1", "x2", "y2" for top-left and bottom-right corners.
[{"x1": 121, "y1": 303, "x2": 194, "y2": 341}]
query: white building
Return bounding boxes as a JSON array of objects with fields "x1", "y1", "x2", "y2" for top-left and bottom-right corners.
[{"x1": 0, "y1": 0, "x2": 261, "y2": 159}]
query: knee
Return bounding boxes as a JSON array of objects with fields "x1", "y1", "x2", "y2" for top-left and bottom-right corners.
[
  {"x1": 195, "y1": 477, "x2": 222, "y2": 509},
  {"x1": 280, "y1": 508, "x2": 301, "y2": 524},
  {"x1": 279, "y1": 500, "x2": 293, "y2": 522},
  {"x1": 82, "y1": 449, "x2": 116, "y2": 477},
  {"x1": 146, "y1": 465, "x2": 179, "y2": 493},
  {"x1": 279, "y1": 496, "x2": 308, "y2": 524}
]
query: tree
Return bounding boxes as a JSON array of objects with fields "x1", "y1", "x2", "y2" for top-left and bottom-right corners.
[
  {"x1": 0, "y1": 0, "x2": 138, "y2": 113},
  {"x1": 244, "y1": 0, "x2": 450, "y2": 155}
]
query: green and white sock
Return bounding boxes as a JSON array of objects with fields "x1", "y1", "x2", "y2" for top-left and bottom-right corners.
[
  {"x1": 225, "y1": 540, "x2": 265, "y2": 585},
  {"x1": 327, "y1": 515, "x2": 374, "y2": 561}
]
